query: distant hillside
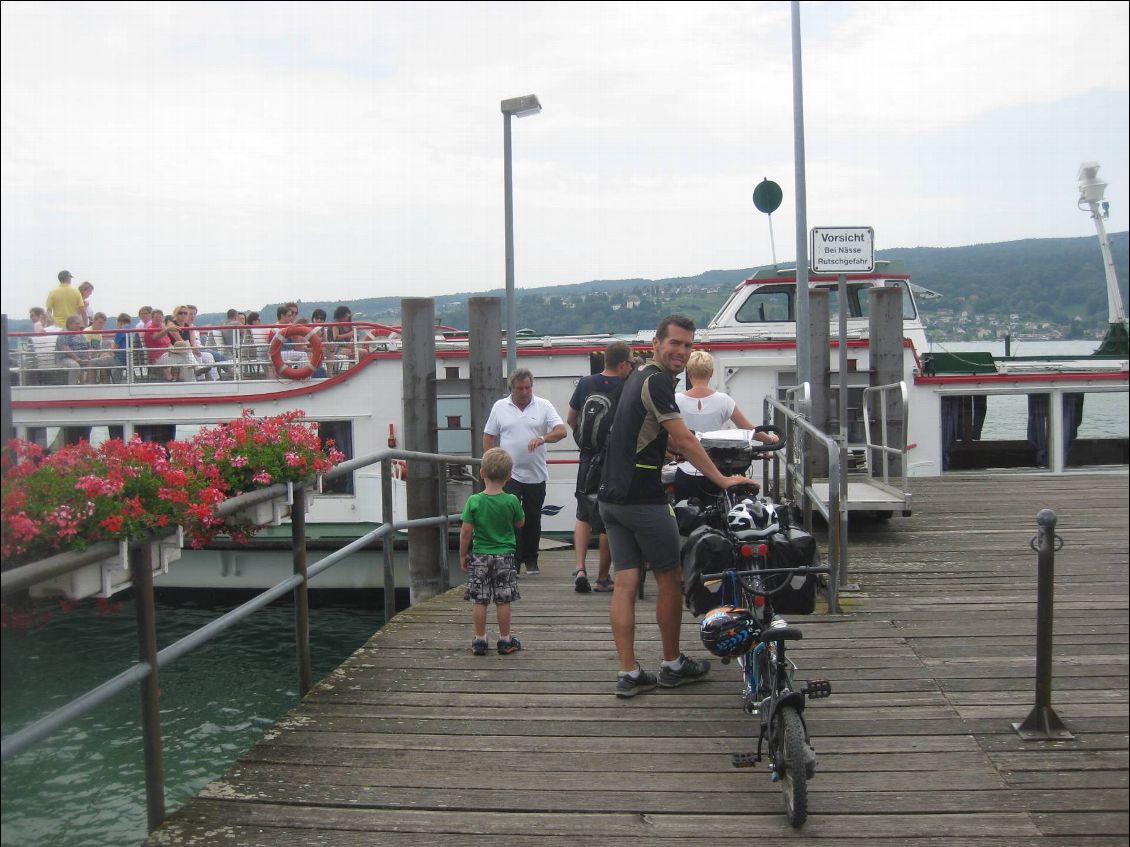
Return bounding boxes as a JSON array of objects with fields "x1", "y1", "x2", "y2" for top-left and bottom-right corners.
[
  {"x1": 263, "y1": 232, "x2": 1127, "y2": 339},
  {"x1": 6, "y1": 234, "x2": 1123, "y2": 343},
  {"x1": 9, "y1": 232, "x2": 1110, "y2": 338}
]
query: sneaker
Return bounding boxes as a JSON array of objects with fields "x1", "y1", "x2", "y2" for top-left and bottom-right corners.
[
  {"x1": 524, "y1": 562, "x2": 540, "y2": 575},
  {"x1": 658, "y1": 654, "x2": 711, "y2": 688},
  {"x1": 497, "y1": 636, "x2": 522, "y2": 655},
  {"x1": 573, "y1": 570, "x2": 591, "y2": 593},
  {"x1": 616, "y1": 667, "x2": 658, "y2": 698},
  {"x1": 471, "y1": 638, "x2": 488, "y2": 656},
  {"x1": 593, "y1": 577, "x2": 614, "y2": 592}
]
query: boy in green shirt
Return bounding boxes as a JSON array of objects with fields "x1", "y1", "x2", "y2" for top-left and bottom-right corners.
[{"x1": 461, "y1": 448, "x2": 526, "y2": 655}]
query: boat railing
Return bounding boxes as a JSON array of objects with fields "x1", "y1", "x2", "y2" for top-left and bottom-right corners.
[
  {"x1": 861, "y1": 380, "x2": 910, "y2": 504},
  {"x1": 763, "y1": 387, "x2": 846, "y2": 612},
  {"x1": 7, "y1": 320, "x2": 399, "y2": 387},
  {"x1": 0, "y1": 446, "x2": 477, "y2": 833}
]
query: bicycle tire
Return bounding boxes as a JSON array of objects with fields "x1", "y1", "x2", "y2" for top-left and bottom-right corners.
[{"x1": 775, "y1": 704, "x2": 809, "y2": 827}]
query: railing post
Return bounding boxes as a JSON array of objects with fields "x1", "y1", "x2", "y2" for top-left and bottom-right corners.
[
  {"x1": 2, "y1": 315, "x2": 13, "y2": 449},
  {"x1": 381, "y1": 458, "x2": 397, "y2": 623},
  {"x1": 131, "y1": 542, "x2": 166, "y2": 830},
  {"x1": 1013, "y1": 509, "x2": 1073, "y2": 740},
  {"x1": 290, "y1": 483, "x2": 313, "y2": 697},
  {"x1": 437, "y1": 465, "x2": 451, "y2": 592},
  {"x1": 826, "y1": 445, "x2": 845, "y2": 613}
]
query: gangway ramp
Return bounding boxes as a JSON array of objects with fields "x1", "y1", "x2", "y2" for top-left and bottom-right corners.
[{"x1": 809, "y1": 477, "x2": 910, "y2": 516}]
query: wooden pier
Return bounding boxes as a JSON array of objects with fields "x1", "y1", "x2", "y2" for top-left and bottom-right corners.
[{"x1": 148, "y1": 473, "x2": 1129, "y2": 845}]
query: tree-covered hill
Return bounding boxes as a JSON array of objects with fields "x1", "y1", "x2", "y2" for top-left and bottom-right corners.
[
  {"x1": 13, "y1": 232, "x2": 1117, "y2": 339},
  {"x1": 408, "y1": 231, "x2": 1124, "y2": 338}
]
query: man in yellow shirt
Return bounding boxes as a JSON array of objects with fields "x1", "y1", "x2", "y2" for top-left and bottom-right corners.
[{"x1": 45, "y1": 270, "x2": 85, "y2": 327}]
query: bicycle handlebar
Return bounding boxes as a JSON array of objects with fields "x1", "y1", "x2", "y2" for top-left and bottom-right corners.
[{"x1": 748, "y1": 425, "x2": 785, "y2": 455}]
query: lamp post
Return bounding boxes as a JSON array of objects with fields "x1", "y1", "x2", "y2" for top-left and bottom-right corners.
[{"x1": 501, "y1": 93, "x2": 541, "y2": 375}]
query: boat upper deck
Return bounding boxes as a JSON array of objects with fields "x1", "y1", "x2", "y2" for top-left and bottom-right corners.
[{"x1": 146, "y1": 472, "x2": 1128, "y2": 846}]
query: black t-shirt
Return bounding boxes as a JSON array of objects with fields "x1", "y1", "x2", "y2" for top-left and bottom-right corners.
[{"x1": 597, "y1": 363, "x2": 681, "y2": 505}]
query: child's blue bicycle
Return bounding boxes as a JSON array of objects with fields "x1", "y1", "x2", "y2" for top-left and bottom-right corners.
[
  {"x1": 700, "y1": 560, "x2": 832, "y2": 826},
  {"x1": 679, "y1": 430, "x2": 832, "y2": 826}
]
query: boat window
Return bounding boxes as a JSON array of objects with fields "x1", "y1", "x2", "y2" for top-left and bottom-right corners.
[
  {"x1": 885, "y1": 280, "x2": 918, "y2": 320},
  {"x1": 317, "y1": 421, "x2": 354, "y2": 495},
  {"x1": 734, "y1": 285, "x2": 793, "y2": 323},
  {"x1": 815, "y1": 285, "x2": 855, "y2": 320}
]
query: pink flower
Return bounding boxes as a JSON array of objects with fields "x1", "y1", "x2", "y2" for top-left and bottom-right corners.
[{"x1": 252, "y1": 471, "x2": 273, "y2": 485}]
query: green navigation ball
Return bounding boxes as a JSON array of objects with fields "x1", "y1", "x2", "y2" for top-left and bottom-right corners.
[{"x1": 753, "y1": 179, "x2": 783, "y2": 214}]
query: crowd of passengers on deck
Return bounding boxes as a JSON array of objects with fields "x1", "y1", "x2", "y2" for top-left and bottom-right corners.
[{"x1": 15, "y1": 272, "x2": 368, "y2": 386}]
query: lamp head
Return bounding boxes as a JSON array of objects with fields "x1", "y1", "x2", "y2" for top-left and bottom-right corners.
[
  {"x1": 1078, "y1": 161, "x2": 1107, "y2": 204},
  {"x1": 501, "y1": 94, "x2": 542, "y2": 118}
]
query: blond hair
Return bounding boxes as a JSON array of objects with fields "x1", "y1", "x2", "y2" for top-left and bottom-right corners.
[
  {"x1": 480, "y1": 447, "x2": 513, "y2": 482},
  {"x1": 686, "y1": 350, "x2": 715, "y2": 381}
]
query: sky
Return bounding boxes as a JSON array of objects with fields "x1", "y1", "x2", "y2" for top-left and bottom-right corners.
[{"x1": 2, "y1": 1, "x2": 1128, "y2": 319}]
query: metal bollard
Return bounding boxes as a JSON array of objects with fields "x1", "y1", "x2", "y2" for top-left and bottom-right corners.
[{"x1": 1012, "y1": 509, "x2": 1073, "y2": 740}]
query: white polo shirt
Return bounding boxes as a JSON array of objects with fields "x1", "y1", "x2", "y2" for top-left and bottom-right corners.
[{"x1": 484, "y1": 395, "x2": 564, "y2": 484}]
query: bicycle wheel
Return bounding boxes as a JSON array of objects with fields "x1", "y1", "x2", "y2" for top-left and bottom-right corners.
[{"x1": 774, "y1": 704, "x2": 809, "y2": 827}]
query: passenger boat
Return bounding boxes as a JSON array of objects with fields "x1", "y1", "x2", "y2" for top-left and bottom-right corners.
[{"x1": 6, "y1": 166, "x2": 1127, "y2": 591}]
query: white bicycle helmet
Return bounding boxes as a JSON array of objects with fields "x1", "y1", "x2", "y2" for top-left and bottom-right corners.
[{"x1": 728, "y1": 498, "x2": 779, "y2": 537}]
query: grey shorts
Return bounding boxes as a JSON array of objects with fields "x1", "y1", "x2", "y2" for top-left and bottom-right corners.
[
  {"x1": 463, "y1": 553, "x2": 520, "y2": 605},
  {"x1": 598, "y1": 501, "x2": 680, "y2": 573},
  {"x1": 575, "y1": 493, "x2": 605, "y2": 533}
]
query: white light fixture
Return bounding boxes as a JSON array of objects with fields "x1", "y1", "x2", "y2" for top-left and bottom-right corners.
[{"x1": 1077, "y1": 160, "x2": 1107, "y2": 204}]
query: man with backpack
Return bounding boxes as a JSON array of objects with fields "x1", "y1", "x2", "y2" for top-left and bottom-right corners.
[
  {"x1": 598, "y1": 315, "x2": 757, "y2": 698},
  {"x1": 567, "y1": 340, "x2": 634, "y2": 593}
]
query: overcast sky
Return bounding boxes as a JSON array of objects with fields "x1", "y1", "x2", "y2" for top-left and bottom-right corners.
[{"x1": 2, "y1": 1, "x2": 1127, "y2": 319}]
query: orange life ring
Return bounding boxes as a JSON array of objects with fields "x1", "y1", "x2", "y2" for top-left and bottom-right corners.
[{"x1": 269, "y1": 324, "x2": 325, "y2": 380}]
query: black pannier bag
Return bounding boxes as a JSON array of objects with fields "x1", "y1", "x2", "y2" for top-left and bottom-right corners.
[
  {"x1": 681, "y1": 525, "x2": 733, "y2": 616},
  {"x1": 764, "y1": 527, "x2": 819, "y2": 615},
  {"x1": 674, "y1": 499, "x2": 703, "y2": 535}
]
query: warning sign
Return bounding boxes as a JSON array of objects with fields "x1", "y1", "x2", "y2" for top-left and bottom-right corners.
[{"x1": 810, "y1": 227, "x2": 874, "y2": 273}]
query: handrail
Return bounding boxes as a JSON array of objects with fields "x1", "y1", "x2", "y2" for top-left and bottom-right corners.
[
  {"x1": 764, "y1": 386, "x2": 846, "y2": 613},
  {"x1": 861, "y1": 380, "x2": 909, "y2": 499},
  {"x1": 0, "y1": 446, "x2": 479, "y2": 833},
  {"x1": 7, "y1": 320, "x2": 398, "y2": 386}
]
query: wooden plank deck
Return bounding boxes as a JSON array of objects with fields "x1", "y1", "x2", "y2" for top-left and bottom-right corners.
[{"x1": 148, "y1": 473, "x2": 1129, "y2": 846}]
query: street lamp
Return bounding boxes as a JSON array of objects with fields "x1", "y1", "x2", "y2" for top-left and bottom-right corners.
[{"x1": 501, "y1": 93, "x2": 541, "y2": 374}]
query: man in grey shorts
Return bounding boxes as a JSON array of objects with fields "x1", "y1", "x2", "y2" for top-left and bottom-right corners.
[{"x1": 598, "y1": 315, "x2": 757, "y2": 698}]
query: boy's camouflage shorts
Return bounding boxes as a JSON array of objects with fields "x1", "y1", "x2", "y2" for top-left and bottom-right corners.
[{"x1": 464, "y1": 553, "x2": 521, "y2": 605}]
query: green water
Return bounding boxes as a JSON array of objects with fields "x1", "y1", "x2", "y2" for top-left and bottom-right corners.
[{"x1": 1, "y1": 595, "x2": 381, "y2": 847}]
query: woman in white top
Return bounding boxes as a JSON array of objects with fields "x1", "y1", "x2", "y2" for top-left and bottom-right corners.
[{"x1": 673, "y1": 350, "x2": 774, "y2": 502}]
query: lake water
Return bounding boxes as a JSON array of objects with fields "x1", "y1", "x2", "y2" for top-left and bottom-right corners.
[
  {"x1": 1, "y1": 596, "x2": 381, "y2": 847},
  {"x1": 925, "y1": 339, "x2": 1128, "y2": 440}
]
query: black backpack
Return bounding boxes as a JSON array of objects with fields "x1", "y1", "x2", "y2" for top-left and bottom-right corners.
[{"x1": 573, "y1": 382, "x2": 621, "y2": 454}]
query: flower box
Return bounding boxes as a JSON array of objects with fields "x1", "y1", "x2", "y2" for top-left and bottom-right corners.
[
  {"x1": 29, "y1": 528, "x2": 185, "y2": 601},
  {"x1": 228, "y1": 485, "x2": 315, "y2": 528}
]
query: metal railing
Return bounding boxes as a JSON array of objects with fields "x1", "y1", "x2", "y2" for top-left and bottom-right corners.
[
  {"x1": 861, "y1": 380, "x2": 909, "y2": 501},
  {"x1": 764, "y1": 386, "x2": 847, "y2": 613},
  {"x1": 7, "y1": 321, "x2": 399, "y2": 387},
  {"x1": 0, "y1": 447, "x2": 476, "y2": 832}
]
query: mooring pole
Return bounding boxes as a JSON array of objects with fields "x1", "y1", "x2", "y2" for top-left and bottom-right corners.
[
  {"x1": 402, "y1": 298, "x2": 442, "y2": 604},
  {"x1": 1013, "y1": 509, "x2": 1073, "y2": 740}
]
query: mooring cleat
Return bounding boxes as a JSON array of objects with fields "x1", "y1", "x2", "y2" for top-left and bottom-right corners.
[
  {"x1": 805, "y1": 679, "x2": 832, "y2": 699},
  {"x1": 731, "y1": 751, "x2": 759, "y2": 768}
]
